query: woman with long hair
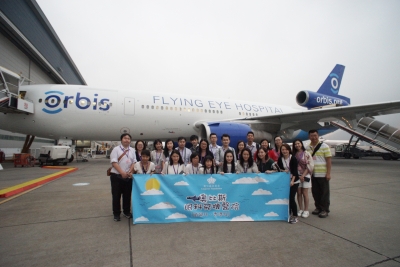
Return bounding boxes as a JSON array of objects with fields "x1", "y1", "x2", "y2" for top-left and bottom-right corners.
[
  {"x1": 199, "y1": 155, "x2": 216, "y2": 174},
  {"x1": 236, "y1": 140, "x2": 246, "y2": 162},
  {"x1": 163, "y1": 139, "x2": 175, "y2": 163},
  {"x1": 151, "y1": 139, "x2": 165, "y2": 174},
  {"x1": 293, "y1": 139, "x2": 314, "y2": 218},
  {"x1": 219, "y1": 150, "x2": 236, "y2": 174},
  {"x1": 161, "y1": 150, "x2": 184, "y2": 174},
  {"x1": 277, "y1": 143, "x2": 300, "y2": 224},
  {"x1": 198, "y1": 139, "x2": 214, "y2": 166},
  {"x1": 236, "y1": 148, "x2": 259, "y2": 173},
  {"x1": 256, "y1": 147, "x2": 275, "y2": 173}
]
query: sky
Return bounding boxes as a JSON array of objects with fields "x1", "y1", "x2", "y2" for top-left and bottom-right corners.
[{"x1": 36, "y1": 0, "x2": 400, "y2": 139}]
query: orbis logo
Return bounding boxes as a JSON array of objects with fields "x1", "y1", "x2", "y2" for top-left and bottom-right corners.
[
  {"x1": 42, "y1": 91, "x2": 110, "y2": 114},
  {"x1": 329, "y1": 73, "x2": 339, "y2": 95}
]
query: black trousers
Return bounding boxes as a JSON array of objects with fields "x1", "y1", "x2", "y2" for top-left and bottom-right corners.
[
  {"x1": 110, "y1": 173, "x2": 132, "y2": 216},
  {"x1": 289, "y1": 183, "x2": 299, "y2": 216},
  {"x1": 311, "y1": 176, "x2": 330, "y2": 213}
]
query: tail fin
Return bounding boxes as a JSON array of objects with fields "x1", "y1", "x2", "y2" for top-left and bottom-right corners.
[{"x1": 317, "y1": 64, "x2": 345, "y2": 96}]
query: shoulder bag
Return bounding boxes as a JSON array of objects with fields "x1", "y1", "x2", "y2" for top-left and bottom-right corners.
[{"x1": 107, "y1": 149, "x2": 128, "y2": 176}]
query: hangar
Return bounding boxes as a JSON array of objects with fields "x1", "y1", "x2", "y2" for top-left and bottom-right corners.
[{"x1": 0, "y1": 0, "x2": 86, "y2": 153}]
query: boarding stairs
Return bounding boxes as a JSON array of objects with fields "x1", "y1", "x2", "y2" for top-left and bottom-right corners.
[
  {"x1": 0, "y1": 66, "x2": 34, "y2": 114},
  {"x1": 330, "y1": 117, "x2": 400, "y2": 156}
]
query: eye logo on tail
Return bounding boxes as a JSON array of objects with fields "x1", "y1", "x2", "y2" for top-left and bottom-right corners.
[
  {"x1": 329, "y1": 73, "x2": 339, "y2": 95},
  {"x1": 42, "y1": 91, "x2": 64, "y2": 114}
]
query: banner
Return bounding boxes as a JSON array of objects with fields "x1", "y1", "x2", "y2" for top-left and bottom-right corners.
[{"x1": 132, "y1": 173, "x2": 290, "y2": 224}]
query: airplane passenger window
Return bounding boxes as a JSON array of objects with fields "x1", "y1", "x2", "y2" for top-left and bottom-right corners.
[
  {"x1": 192, "y1": 108, "x2": 195, "y2": 112},
  {"x1": 161, "y1": 106, "x2": 163, "y2": 110},
  {"x1": 156, "y1": 106, "x2": 159, "y2": 109},
  {"x1": 142, "y1": 105, "x2": 144, "y2": 108},
  {"x1": 39, "y1": 99, "x2": 42, "y2": 103},
  {"x1": 221, "y1": 111, "x2": 223, "y2": 114},
  {"x1": 213, "y1": 110, "x2": 215, "y2": 113},
  {"x1": 92, "y1": 102, "x2": 96, "y2": 106},
  {"x1": 151, "y1": 106, "x2": 154, "y2": 109},
  {"x1": 146, "y1": 105, "x2": 149, "y2": 109},
  {"x1": 109, "y1": 103, "x2": 112, "y2": 107},
  {"x1": 239, "y1": 112, "x2": 241, "y2": 115},
  {"x1": 175, "y1": 107, "x2": 178, "y2": 111},
  {"x1": 196, "y1": 109, "x2": 199, "y2": 112},
  {"x1": 69, "y1": 100, "x2": 73, "y2": 104},
  {"x1": 205, "y1": 110, "x2": 207, "y2": 113},
  {"x1": 217, "y1": 110, "x2": 219, "y2": 114}
]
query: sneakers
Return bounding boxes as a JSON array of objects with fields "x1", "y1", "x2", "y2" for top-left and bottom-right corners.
[
  {"x1": 289, "y1": 217, "x2": 298, "y2": 224},
  {"x1": 311, "y1": 209, "x2": 321, "y2": 215},
  {"x1": 123, "y1": 213, "x2": 132, "y2": 219},
  {"x1": 298, "y1": 210, "x2": 303, "y2": 217},
  {"x1": 319, "y1": 211, "x2": 329, "y2": 218},
  {"x1": 113, "y1": 215, "x2": 121, "y2": 222},
  {"x1": 302, "y1": 211, "x2": 310, "y2": 218}
]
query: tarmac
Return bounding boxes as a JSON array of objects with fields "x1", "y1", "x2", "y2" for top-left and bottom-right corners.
[{"x1": 0, "y1": 156, "x2": 399, "y2": 267}]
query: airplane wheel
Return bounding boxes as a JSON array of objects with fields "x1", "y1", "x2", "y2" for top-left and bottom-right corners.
[
  {"x1": 382, "y1": 154, "x2": 392, "y2": 160},
  {"x1": 344, "y1": 153, "x2": 351, "y2": 159},
  {"x1": 391, "y1": 155, "x2": 398, "y2": 160},
  {"x1": 63, "y1": 162, "x2": 67, "y2": 166},
  {"x1": 353, "y1": 155, "x2": 359, "y2": 159},
  {"x1": 69, "y1": 155, "x2": 74, "y2": 163}
]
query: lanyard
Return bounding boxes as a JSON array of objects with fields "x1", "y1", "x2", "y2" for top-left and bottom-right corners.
[
  {"x1": 283, "y1": 156, "x2": 290, "y2": 170},
  {"x1": 141, "y1": 162, "x2": 148, "y2": 174},
  {"x1": 244, "y1": 163, "x2": 248, "y2": 173},
  {"x1": 179, "y1": 148, "x2": 186, "y2": 162},
  {"x1": 155, "y1": 151, "x2": 161, "y2": 164},
  {"x1": 120, "y1": 146, "x2": 129, "y2": 158},
  {"x1": 172, "y1": 164, "x2": 180, "y2": 174},
  {"x1": 192, "y1": 165, "x2": 199, "y2": 174}
]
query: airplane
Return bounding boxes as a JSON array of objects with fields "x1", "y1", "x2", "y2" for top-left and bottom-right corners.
[
  {"x1": 186, "y1": 195, "x2": 201, "y2": 202},
  {"x1": 1, "y1": 64, "x2": 400, "y2": 148}
]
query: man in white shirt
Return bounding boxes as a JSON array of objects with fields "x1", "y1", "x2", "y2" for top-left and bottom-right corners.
[
  {"x1": 246, "y1": 131, "x2": 259, "y2": 157},
  {"x1": 209, "y1": 133, "x2": 220, "y2": 157},
  {"x1": 215, "y1": 134, "x2": 237, "y2": 168},
  {"x1": 175, "y1": 136, "x2": 192, "y2": 166},
  {"x1": 109, "y1": 133, "x2": 137, "y2": 221}
]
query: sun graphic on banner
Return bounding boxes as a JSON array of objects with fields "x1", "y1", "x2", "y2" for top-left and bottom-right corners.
[{"x1": 145, "y1": 178, "x2": 160, "y2": 191}]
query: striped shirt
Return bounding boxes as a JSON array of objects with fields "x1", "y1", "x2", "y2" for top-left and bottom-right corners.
[{"x1": 306, "y1": 142, "x2": 331, "y2": 178}]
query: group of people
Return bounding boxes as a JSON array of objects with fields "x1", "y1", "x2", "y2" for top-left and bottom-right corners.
[{"x1": 109, "y1": 130, "x2": 332, "y2": 224}]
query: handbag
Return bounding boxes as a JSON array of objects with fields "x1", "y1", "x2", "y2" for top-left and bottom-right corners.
[{"x1": 107, "y1": 149, "x2": 128, "y2": 176}]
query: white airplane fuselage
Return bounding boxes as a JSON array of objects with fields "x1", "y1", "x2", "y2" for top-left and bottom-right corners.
[{"x1": 1, "y1": 84, "x2": 300, "y2": 141}]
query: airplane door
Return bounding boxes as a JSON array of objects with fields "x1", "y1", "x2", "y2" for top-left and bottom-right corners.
[{"x1": 124, "y1": 98, "x2": 135, "y2": 115}]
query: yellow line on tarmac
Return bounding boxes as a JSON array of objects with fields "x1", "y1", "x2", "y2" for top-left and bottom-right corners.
[{"x1": 0, "y1": 167, "x2": 77, "y2": 198}]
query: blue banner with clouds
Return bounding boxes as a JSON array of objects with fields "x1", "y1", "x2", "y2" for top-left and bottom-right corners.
[{"x1": 132, "y1": 173, "x2": 290, "y2": 224}]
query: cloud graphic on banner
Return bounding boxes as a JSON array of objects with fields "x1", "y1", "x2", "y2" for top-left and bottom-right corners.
[
  {"x1": 252, "y1": 189, "x2": 272, "y2": 195},
  {"x1": 174, "y1": 181, "x2": 189, "y2": 186},
  {"x1": 166, "y1": 213, "x2": 187, "y2": 219},
  {"x1": 265, "y1": 199, "x2": 289, "y2": 205},
  {"x1": 264, "y1": 212, "x2": 279, "y2": 217},
  {"x1": 141, "y1": 189, "x2": 164, "y2": 195},
  {"x1": 232, "y1": 177, "x2": 268, "y2": 184},
  {"x1": 149, "y1": 202, "x2": 176, "y2": 209},
  {"x1": 231, "y1": 214, "x2": 254, "y2": 221},
  {"x1": 135, "y1": 216, "x2": 149, "y2": 222}
]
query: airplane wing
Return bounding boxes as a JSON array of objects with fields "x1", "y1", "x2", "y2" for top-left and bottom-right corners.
[{"x1": 233, "y1": 100, "x2": 400, "y2": 132}]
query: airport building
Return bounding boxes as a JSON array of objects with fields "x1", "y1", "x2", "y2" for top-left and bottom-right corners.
[{"x1": 0, "y1": 0, "x2": 86, "y2": 156}]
